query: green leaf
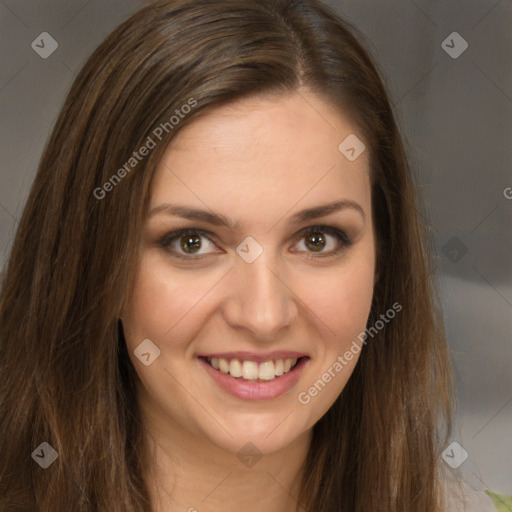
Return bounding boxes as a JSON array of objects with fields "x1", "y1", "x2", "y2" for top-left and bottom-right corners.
[{"x1": 486, "y1": 490, "x2": 512, "y2": 512}]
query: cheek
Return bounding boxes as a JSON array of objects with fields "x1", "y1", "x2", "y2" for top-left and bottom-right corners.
[
  {"x1": 293, "y1": 250, "x2": 374, "y2": 412},
  {"x1": 294, "y1": 247, "x2": 375, "y2": 350},
  {"x1": 121, "y1": 254, "x2": 214, "y2": 348},
  {"x1": 332, "y1": 268, "x2": 373, "y2": 339}
]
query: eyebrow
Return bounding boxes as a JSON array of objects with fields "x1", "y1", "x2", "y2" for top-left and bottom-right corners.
[{"x1": 148, "y1": 199, "x2": 366, "y2": 229}]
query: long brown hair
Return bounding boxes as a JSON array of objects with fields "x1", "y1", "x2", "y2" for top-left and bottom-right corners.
[{"x1": 0, "y1": 0, "x2": 455, "y2": 510}]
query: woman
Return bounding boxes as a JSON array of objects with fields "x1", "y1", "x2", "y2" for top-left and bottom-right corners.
[{"x1": 0, "y1": 0, "x2": 501, "y2": 510}]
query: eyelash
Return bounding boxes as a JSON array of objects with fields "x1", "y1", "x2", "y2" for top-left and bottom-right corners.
[{"x1": 158, "y1": 224, "x2": 353, "y2": 260}]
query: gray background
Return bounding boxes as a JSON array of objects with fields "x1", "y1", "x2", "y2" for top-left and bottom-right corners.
[{"x1": 1, "y1": 0, "x2": 511, "y2": 497}]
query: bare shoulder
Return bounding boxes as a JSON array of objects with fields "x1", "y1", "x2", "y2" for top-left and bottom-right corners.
[{"x1": 442, "y1": 477, "x2": 497, "y2": 512}]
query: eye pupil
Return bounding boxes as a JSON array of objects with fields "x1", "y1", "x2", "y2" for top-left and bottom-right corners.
[
  {"x1": 306, "y1": 233, "x2": 325, "y2": 251},
  {"x1": 181, "y1": 234, "x2": 201, "y2": 253}
]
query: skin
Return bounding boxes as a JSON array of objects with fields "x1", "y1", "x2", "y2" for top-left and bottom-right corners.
[{"x1": 121, "y1": 89, "x2": 376, "y2": 512}]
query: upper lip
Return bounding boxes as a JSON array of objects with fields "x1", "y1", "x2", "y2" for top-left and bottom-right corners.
[{"x1": 198, "y1": 351, "x2": 308, "y2": 363}]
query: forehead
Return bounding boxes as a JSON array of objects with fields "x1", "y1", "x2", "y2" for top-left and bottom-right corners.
[{"x1": 149, "y1": 91, "x2": 371, "y2": 224}]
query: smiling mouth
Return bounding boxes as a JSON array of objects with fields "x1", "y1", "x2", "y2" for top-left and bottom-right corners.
[{"x1": 201, "y1": 356, "x2": 304, "y2": 382}]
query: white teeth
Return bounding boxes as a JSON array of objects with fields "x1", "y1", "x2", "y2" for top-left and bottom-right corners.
[
  {"x1": 219, "y1": 358, "x2": 230, "y2": 374},
  {"x1": 207, "y1": 357, "x2": 300, "y2": 381},
  {"x1": 258, "y1": 361, "x2": 275, "y2": 380},
  {"x1": 242, "y1": 360, "x2": 258, "y2": 380},
  {"x1": 274, "y1": 359, "x2": 284, "y2": 376},
  {"x1": 229, "y1": 359, "x2": 243, "y2": 378}
]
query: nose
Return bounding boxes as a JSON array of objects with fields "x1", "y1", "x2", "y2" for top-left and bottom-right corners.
[{"x1": 221, "y1": 251, "x2": 298, "y2": 340}]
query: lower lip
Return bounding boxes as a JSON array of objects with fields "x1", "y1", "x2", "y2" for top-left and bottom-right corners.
[{"x1": 198, "y1": 357, "x2": 309, "y2": 401}]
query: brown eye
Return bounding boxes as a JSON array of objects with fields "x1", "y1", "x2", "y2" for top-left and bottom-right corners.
[
  {"x1": 292, "y1": 225, "x2": 353, "y2": 257},
  {"x1": 180, "y1": 234, "x2": 202, "y2": 253},
  {"x1": 305, "y1": 232, "x2": 326, "y2": 252},
  {"x1": 159, "y1": 229, "x2": 220, "y2": 259}
]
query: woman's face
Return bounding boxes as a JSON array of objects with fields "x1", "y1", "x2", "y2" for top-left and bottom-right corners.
[{"x1": 122, "y1": 90, "x2": 375, "y2": 456}]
